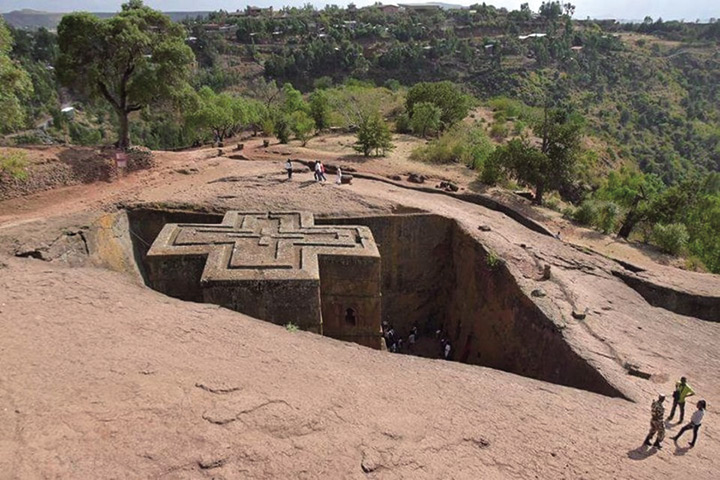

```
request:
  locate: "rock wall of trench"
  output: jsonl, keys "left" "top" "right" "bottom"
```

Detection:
{"left": 446, "top": 225, "right": 625, "bottom": 397}
{"left": 317, "top": 214, "right": 454, "bottom": 338}
{"left": 329, "top": 214, "right": 625, "bottom": 398}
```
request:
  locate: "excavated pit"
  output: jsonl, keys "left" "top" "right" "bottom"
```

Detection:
{"left": 122, "top": 206, "right": 624, "bottom": 398}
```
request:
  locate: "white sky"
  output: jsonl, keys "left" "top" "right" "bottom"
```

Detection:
{"left": 1, "top": 0, "right": 718, "bottom": 20}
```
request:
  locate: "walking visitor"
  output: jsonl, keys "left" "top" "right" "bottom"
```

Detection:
{"left": 672, "top": 400, "right": 707, "bottom": 447}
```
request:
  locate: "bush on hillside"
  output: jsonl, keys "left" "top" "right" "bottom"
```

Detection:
{"left": 410, "top": 124, "right": 494, "bottom": 170}
{"left": 596, "top": 201, "right": 620, "bottom": 233}
{"left": 652, "top": 223, "right": 689, "bottom": 255}
{"left": 573, "top": 199, "right": 599, "bottom": 226}
{"left": 0, "top": 151, "right": 29, "bottom": 181}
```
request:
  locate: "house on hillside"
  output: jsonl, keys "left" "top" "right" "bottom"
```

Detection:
{"left": 398, "top": 3, "right": 443, "bottom": 13}
{"left": 377, "top": 4, "right": 402, "bottom": 14}
{"left": 518, "top": 33, "right": 547, "bottom": 40}
{"left": 246, "top": 6, "right": 273, "bottom": 17}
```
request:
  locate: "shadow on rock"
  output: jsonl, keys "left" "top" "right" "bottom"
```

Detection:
{"left": 627, "top": 445, "right": 658, "bottom": 460}
{"left": 672, "top": 439, "right": 693, "bottom": 456}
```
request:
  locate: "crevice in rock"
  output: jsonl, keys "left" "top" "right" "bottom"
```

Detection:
{"left": 612, "top": 269, "right": 720, "bottom": 323}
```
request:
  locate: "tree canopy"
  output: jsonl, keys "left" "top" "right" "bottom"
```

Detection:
{"left": 0, "top": 19, "right": 33, "bottom": 133}
{"left": 487, "top": 106, "right": 583, "bottom": 205}
{"left": 56, "top": 1, "right": 194, "bottom": 149}
{"left": 410, "top": 102, "right": 441, "bottom": 138}
{"left": 354, "top": 111, "right": 394, "bottom": 157}
{"left": 185, "top": 86, "right": 259, "bottom": 143}
{"left": 406, "top": 81, "right": 469, "bottom": 131}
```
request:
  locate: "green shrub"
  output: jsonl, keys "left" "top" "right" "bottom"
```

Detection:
{"left": 275, "top": 116, "right": 290, "bottom": 144}
{"left": 0, "top": 151, "right": 29, "bottom": 181}
{"left": 488, "top": 97, "right": 541, "bottom": 123}
{"left": 313, "top": 76, "right": 333, "bottom": 89}
{"left": 12, "top": 133, "right": 44, "bottom": 145}
{"left": 652, "top": 223, "right": 689, "bottom": 255}
{"left": 285, "top": 322, "right": 299, "bottom": 332}
{"left": 395, "top": 112, "right": 411, "bottom": 133}
{"left": 69, "top": 122, "right": 102, "bottom": 146}
{"left": 384, "top": 79, "right": 401, "bottom": 91}
{"left": 410, "top": 102, "right": 442, "bottom": 138}
{"left": 573, "top": 200, "right": 599, "bottom": 226}
{"left": 410, "top": 124, "right": 493, "bottom": 169}
{"left": 486, "top": 250, "right": 502, "bottom": 269}
{"left": 260, "top": 116, "right": 275, "bottom": 136}
{"left": 480, "top": 150, "right": 502, "bottom": 185}
{"left": 489, "top": 121, "right": 509, "bottom": 140}
{"left": 596, "top": 201, "right": 620, "bottom": 233}
{"left": 544, "top": 194, "right": 561, "bottom": 212}
{"left": 562, "top": 206, "right": 576, "bottom": 219}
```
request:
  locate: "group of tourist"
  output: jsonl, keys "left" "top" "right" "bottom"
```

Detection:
{"left": 382, "top": 322, "right": 418, "bottom": 354}
{"left": 381, "top": 323, "right": 456, "bottom": 361}
{"left": 312, "top": 160, "right": 327, "bottom": 182}
{"left": 644, "top": 376, "right": 707, "bottom": 449}
{"left": 284, "top": 160, "right": 343, "bottom": 184}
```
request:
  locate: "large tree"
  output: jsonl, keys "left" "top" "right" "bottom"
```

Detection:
{"left": 0, "top": 18, "right": 33, "bottom": 133}
{"left": 56, "top": 1, "right": 194, "bottom": 149}
{"left": 488, "top": 107, "right": 583, "bottom": 205}
{"left": 185, "top": 86, "right": 253, "bottom": 144}
{"left": 406, "top": 81, "right": 469, "bottom": 131}
{"left": 409, "top": 102, "right": 441, "bottom": 138}
{"left": 354, "top": 111, "right": 394, "bottom": 157}
{"left": 531, "top": 107, "right": 584, "bottom": 204}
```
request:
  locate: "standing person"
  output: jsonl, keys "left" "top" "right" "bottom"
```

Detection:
{"left": 444, "top": 342, "right": 452, "bottom": 360}
{"left": 336, "top": 166, "right": 343, "bottom": 184}
{"left": 408, "top": 331, "right": 416, "bottom": 353}
{"left": 672, "top": 400, "right": 707, "bottom": 447}
{"left": 319, "top": 161, "right": 327, "bottom": 182}
{"left": 644, "top": 394, "right": 667, "bottom": 449}
{"left": 667, "top": 377, "right": 695, "bottom": 423}
{"left": 285, "top": 159, "right": 293, "bottom": 180}
{"left": 314, "top": 160, "right": 325, "bottom": 182}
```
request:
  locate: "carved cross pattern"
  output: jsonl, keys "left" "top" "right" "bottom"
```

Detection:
{"left": 147, "top": 211, "right": 377, "bottom": 282}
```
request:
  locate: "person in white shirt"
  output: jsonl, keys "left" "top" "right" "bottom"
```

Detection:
{"left": 444, "top": 342, "right": 451, "bottom": 360}
{"left": 672, "top": 400, "right": 707, "bottom": 447}
{"left": 315, "top": 161, "right": 327, "bottom": 182}
{"left": 285, "top": 160, "right": 293, "bottom": 180}
{"left": 336, "top": 166, "right": 343, "bottom": 184}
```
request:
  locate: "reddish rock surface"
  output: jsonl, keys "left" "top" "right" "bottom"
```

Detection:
{"left": 1, "top": 139, "right": 719, "bottom": 478}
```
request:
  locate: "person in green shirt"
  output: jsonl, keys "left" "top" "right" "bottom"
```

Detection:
{"left": 667, "top": 376, "right": 695, "bottom": 423}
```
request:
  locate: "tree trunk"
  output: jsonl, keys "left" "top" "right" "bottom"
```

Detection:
{"left": 118, "top": 109, "right": 130, "bottom": 150}
{"left": 534, "top": 182, "right": 545, "bottom": 205}
{"left": 617, "top": 211, "right": 639, "bottom": 239}
{"left": 617, "top": 194, "right": 644, "bottom": 239}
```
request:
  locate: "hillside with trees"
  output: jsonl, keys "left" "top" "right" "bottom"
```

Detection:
{"left": 1, "top": 1, "right": 720, "bottom": 272}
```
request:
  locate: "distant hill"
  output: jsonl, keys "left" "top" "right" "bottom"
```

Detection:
{"left": 2, "top": 9, "right": 210, "bottom": 30}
